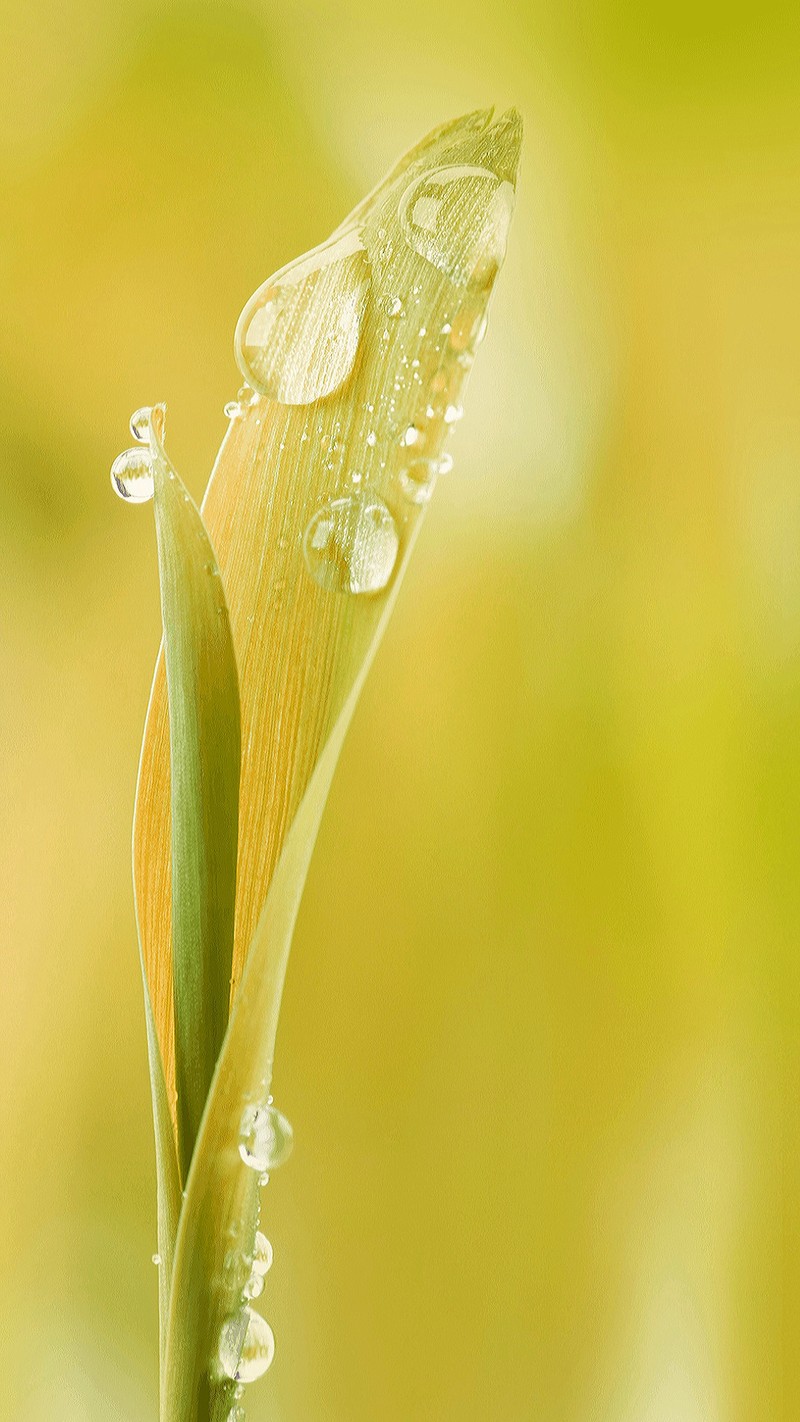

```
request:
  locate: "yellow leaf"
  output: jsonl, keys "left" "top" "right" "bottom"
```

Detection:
{"left": 133, "top": 105, "right": 522, "bottom": 1145}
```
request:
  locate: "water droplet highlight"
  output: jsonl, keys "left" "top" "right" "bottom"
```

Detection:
{"left": 444, "top": 403, "right": 463, "bottom": 425}
{"left": 303, "top": 492, "right": 399, "bottom": 595}
{"left": 401, "top": 424, "right": 422, "bottom": 448}
{"left": 224, "top": 401, "right": 241, "bottom": 419}
{"left": 110, "top": 448, "right": 154, "bottom": 504}
{"left": 399, "top": 165, "right": 514, "bottom": 290}
{"left": 236, "top": 229, "right": 371, "bottom": 405}
{"left": 239, "top": 1104, "right": 294, "bottom": 1173}
{"left": 218, "top": 1308, "right": 275, "bottom": 1384}
{"left": 386, "top": 295, "right": 403, "bottom": 317}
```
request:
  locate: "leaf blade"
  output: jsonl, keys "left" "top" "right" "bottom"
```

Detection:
{"left": 150, "top": 415, "right": 241, "bottom": 1180}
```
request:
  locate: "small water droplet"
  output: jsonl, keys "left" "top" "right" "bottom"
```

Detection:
{"left": 130, "top": 406, "right": 163, "bottom": 443}
{"left": 111, "top": 448, "right": 154, "bottom": 504}
{"left": 224, "top": 401, "right": 241, "bottom": 419}
{"left": 401, "top": 424, "right": 422, "bottom": 448}
{"left": 366, "top": 431, "right": 377, "bottom": 447}
{"left": 252, "top": 1232, "right": 273, "bottom": 1276}
{"left": 217, "top": 1308, "right": 275, "bottom": 1384}
{"left": 444, "top": 404, "right": 463, "bottom": 424}
{"left": 437, "top": 452, "right": 454, "bottom": 475}
{"left": 239, "top": 1104, "right": 294, "bottom": 1173}
{"left": 227, "top": 1408, "right": 245, "bottom": 1422}
{"left": 303, "top": 492, "right": 399, "bottom": 595}
{"left": 152, "top": 1253, "right": 162, "bottom": 1266}
{"left": 399, "top": 165, "right": 514, "bottom": 290}
{"left": 399, "top": 459, "right": 438, "bottom": 504}
{"left": 386, "top": 295, "right": 403, "bottom": 317}
{"left": 236, "top": 229, "right": 370, "bottom": 405}
{"left": 243, "top": 1272, "right": 265, "bottom": 1301}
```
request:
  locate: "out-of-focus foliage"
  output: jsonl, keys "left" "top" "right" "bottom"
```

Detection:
{"left": 0, "top": 3, "right": 797, "bottom": 1422}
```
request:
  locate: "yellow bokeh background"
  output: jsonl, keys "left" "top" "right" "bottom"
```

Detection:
{"left": 1, "top": 3, "right": 797, "bottom": 1419}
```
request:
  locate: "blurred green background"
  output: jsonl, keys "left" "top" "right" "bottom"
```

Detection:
{"left": 1, "top": 1, "right": 797, "bottom": 1419}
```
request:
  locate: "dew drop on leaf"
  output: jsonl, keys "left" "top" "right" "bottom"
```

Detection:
{"left": 217, "top": 1307, "right": 275, "bottom": 1383}
{"left": 239, "top": 1104, "right": 294, "bottom": 1173}
{"left": 235, "top": 229, "right": 371, "bottom": 405}
{"left": 399, "top": 165, "right": 514, "bottom": 290}
{"left": 399, "top": 459, "right": 438, "bottom": 504}
{"left": 243, "top": 1272, "right": 264, "bottom": 1300}
{"left": 252, "top": 1231, "right": 273, "bottom": 1276}
{"left": 110, "top": 448, "right": 154, "bottom": 503}
{"left": 130, "top": 407, "right": 154, "bottom": 443}
{"left": 303, "top": 492, "right": 399, "bottom": 595}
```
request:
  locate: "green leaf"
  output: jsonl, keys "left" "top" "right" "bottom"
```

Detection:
{"left": 148, "top": 409, "right": 241, "bottom": 1184}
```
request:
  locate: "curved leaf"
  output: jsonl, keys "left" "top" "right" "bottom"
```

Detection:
{"left": 145, "top": 109, "right": 523, "bottom": 1422}
{"left": 148, "top": 415, "right": 241, "bottom": 1181}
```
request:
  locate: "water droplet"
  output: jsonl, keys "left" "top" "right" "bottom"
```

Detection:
{"left": 243, "top": 1272, "right": 265, "bottom": 1301}
{"left": 239, "top": 1104, "right": 294, "bottom": 1173}
{"left": 366, "top": 431, "right": 377, "bottom": 448}
{"left": 399, "top": 165, "right": 514, "bottom": 290}
{"left": 437, "top": 452, "right": 454, "bottom": 475}
{"left": 401, "top": 424, "right": 422, "bottom": 448}
{"left": 224, "top": 401, "right": 242, "bottom": 419}
{"left": 444, "top": 403, "right": 463, "bottom": 425}
{"left": 227, "top": 1408, "right": 245, "bottom": 1422}
{"left": 386, "top": 295, "right": 403, "bottom": 317}
{"left": 110, "top": 448, "right": 154, "bottom": 504}
{"left": 252, "top": 1232, "right": 273, "bottom": 1276}
{"left": 152, "top": 1253, "right": 162, "bottom": 1266}
{"left": 399, "top": 459, "right": 438, "bottom": 504}
{"left": 303, "top": 492, "right": 399, "bottom": 595}
{"left": 218, "top": 1308, "right": 275, "bottom": 1384}
{"left": 130, "top": 406, "right": 164, "bottom": 443}
{"left": 236, "top": 229, "right": 371, "bottom": 405}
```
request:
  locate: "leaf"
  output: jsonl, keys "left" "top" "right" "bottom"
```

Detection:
{"left": 134, "top": 107, "right": 523, "bottom": 1117}
{"left": 146, "top": 412, "right": 241, "bottom": 1183}
{"left": 133, "top": 108, "right": 522, "bottom": 1422}
{"left": 138, "top": 978, "right": 181, "bottom": 1392}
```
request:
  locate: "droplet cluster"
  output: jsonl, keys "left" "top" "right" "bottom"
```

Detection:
{"left": 110, "top": 404, "right": 166, "bottom": 503}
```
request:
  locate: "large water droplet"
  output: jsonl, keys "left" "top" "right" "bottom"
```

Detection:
{"left": 303, "top": 492, "right": 399, "bottom": 595}
{"left": 217, "top": 1308, "right": 275, "bottom": 1384}
{"left": 399, "top": 165, "right": 514, "bottom": 290}
{"left": 110, "top": 448, "right": 154, "bottom": 503}
{"left": 239, "top": 1104, "right": 294, "bottom": 1173}
{"left": 236, "top": 230, "right": 371, "bottom": 405}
